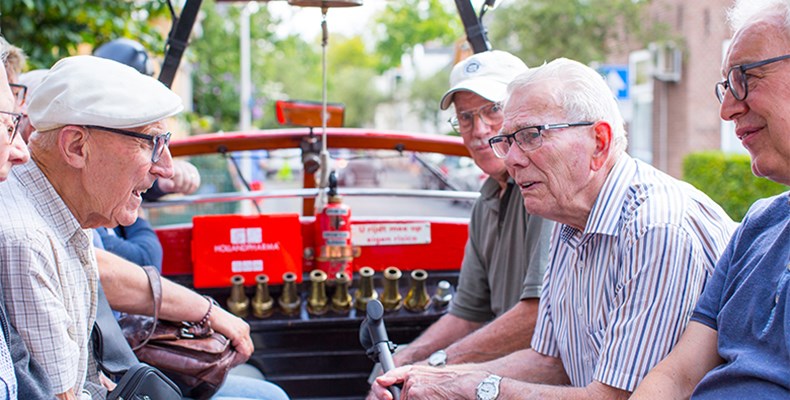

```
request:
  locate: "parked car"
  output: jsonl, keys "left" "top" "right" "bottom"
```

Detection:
{"left": 334, "top": 150, "right": 384, "bottom": 187}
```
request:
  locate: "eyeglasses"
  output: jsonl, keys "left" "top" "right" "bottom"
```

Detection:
{"left": 488, "top": 122, "right": 594, "bottom": 158}
{"left": 448, "top": 102, "right": 503, "bottom": 133}
{"left": 9, "top": 83, "right": 27, "bottom": 108}
{"left": 715, "top": 54, "right": 790, "bottom": 103}
{"left": 0, "top": 110, "right": 22, "bottom": 144}
{"left": 85, "top": 125, "right": 171, "bottom": 163}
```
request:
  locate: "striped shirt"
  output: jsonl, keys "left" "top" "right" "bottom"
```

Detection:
{"left": 0, "top": 161, "right": 99, "bottom": 399}
{"left": 530, "top": 154, "right": 737, "bottom": 392}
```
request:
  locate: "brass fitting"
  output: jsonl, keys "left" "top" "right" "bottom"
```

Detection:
{"left": 278, "top": 272, "right": 301, "bottom": 315}
{"left": 404, "top": 269, "right": 431, "bottom": 312}
{"left": 331, "top": 271, "right": 352, "bottom": 313}
{"left": 307, "top": 269, "right": 329, "bottom": 315}
{"left": 380, "top": 266, "right": 403, "bottom": 312}
{"left": 227, "top": 274, "right": 250, "bottom": 318}
{"left": 354, "top": 266, "right": 379, "bottom": 312}
{"left": 251, "top": 274, "right": 274, "bottom": 318}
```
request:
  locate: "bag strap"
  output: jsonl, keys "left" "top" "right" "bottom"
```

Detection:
{"left": 93, "top": 283, "right": 138, "bottom": 376}
{"left": 132, "top": 265, "right": 163, "bottom": 351}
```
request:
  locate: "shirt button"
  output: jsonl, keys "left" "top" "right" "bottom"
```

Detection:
{"left": 577, "top": 307, "right": 583, "bottom": 316}
{"left": 777, "top": 295, "right": 781, "bottom": 304}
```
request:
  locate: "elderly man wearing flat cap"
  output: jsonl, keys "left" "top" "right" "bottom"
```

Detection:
{"left": 0, "top": 56, "right": 288, "bottom": 400}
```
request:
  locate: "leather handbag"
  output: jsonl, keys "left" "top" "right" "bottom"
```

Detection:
{"left": 119, "top": 266, "right": 237, "bottom": 400}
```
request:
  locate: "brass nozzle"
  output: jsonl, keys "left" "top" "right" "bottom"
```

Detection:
{"left": 307, "top": 269, "right": 329, "bottom": 315}
{"left": 278, "top": 272, "right": 301, "bottom": 315}
{"left": 381, "top": 266, "right": 403, "bottom": 311}
{"left": 404, "top": 269, "right": 431, "bottom": 312}
{"left": 227, "top": 274, "right": 250, "bottom": 318}
{"left": 251, "top": 274, "right": 274, "bottom": 318}
{"left": 354, "top": 266, "right": 379, "bottom": 312}
{"left": 331, "top": 271, "right": 352, "bottom": 312}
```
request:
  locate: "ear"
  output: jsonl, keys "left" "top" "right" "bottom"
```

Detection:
{"left": 58, "top": 126, "right": 91, "bottom": 168}
{"left": 590, "top": 121, "right": 612, "bottom": 171}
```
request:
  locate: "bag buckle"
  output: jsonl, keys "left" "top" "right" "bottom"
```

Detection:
{"left": 180, "top": 327, "right": 195, "bottom": 339}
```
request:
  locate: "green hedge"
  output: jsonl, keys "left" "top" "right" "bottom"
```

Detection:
{"left": 683, "top": 151, "right": 788, "bottom": 222}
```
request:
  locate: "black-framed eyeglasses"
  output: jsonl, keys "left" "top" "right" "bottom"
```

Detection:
{"left": 0, "top": 110, "right": 22, "bottom": 144}
{"left": 85, "top": 125, "right": 171, "bottom": 163}
{"left": 9, "top": 83, "right": 27, "bottom": 108}
{"left": 488, "top": 122, "right": 594, "bottom": 158}
{"left": 448, "top": 102, "right": 503, "bottom": 133}
{"left": 715, "top": 54, "right": 790, "bottom": 103}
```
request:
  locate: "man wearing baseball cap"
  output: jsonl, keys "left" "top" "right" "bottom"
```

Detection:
{"left": 388, "top": 50, "right": 554, "bottom": 370}
{"left": 0, "top": 56, "right": 288, "bottom": 400}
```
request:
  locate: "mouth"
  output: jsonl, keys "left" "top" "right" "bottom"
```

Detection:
{"left": 519, "top": 181, "right": 538, "bottom": 190}
{"left": 736, "top": 126, "right": 761, "bottom": 142}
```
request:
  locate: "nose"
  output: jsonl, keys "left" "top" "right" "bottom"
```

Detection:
{"left": 504, "top": 141, "right": 528, "bottom": 171}
{"left": 150, "top": 146, "right": 175, "bottom": 180}
{"left": 719, "top": 88, "right": 748, "bottom": 122}
{"left": 470, "top": 114, "right": 496, "bottom": 140}
{"left": 9, "top": 133, "right": 29, "bottom": 165}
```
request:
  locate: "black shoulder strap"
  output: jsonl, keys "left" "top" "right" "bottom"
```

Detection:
{"left": 92, "top": 284, "right": 138, "bottom": 377}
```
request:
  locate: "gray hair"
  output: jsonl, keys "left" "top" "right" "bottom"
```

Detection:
{"left": 506, "top": 58, "right": 628, "bottom": 154}
{"left": 728, "top": 0, "right": 790, "bottom": 33}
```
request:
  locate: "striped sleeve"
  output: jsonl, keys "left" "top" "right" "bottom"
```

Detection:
{"left": 593, "top": 224, "right": 710, "bottom": 391}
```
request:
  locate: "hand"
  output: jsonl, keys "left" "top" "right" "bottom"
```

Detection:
{"left": 156, "top": 159, "right": 201, "bottom": 195}
{"left": 370, "top": 365, "right": 485, "bottom": 400}
{"left": 210, "top": 306, "right": 254, "bottom": 367}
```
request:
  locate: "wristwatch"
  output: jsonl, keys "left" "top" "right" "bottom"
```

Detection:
{"left": 427, "top": 349, "right": 447, "bottom": 367}
{"left": 476, "top": 374, "right": 502, "bottom": 400}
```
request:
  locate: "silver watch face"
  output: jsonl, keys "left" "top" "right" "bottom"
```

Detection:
{"left": 428, "top": 350, "right": 446, "bottom": 366}
{"left": 476, "top": 375, "right": 501, "bottom": 400}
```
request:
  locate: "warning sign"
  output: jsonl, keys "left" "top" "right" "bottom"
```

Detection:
{"left": 352, "top": 222, "right": 431, "bottom": 246}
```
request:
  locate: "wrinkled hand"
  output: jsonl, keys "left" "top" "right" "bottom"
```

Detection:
{"left": 370, "top": 365, "right": 485, "bottom": 400}
{"left": 210, "top": 307, "right": 254, "bottom": 367}
{"left": 157, "top": 159, "right": 201, "bottom": 195}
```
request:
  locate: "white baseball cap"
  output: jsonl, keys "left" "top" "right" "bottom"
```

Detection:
{"left": 28, "top": 55, "right": 183, "bottom": 132}
{"left": 440, "top": 50, "right": 528, "bottom": 110}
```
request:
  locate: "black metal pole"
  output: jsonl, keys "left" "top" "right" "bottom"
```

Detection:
{"left": 454, "top": 0, "right": 491, "bottom": 53}
{"left": 158, "top": 0, "right": 203, "bottom": 88}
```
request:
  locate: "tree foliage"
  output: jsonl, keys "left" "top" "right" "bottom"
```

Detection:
{"left": 373, "top": 0, "right": 462, "bottom": 72}
{"left": 487, "top": 0, "right": 662, "bottom": 66}
{"left": 0, "top": 0, "right": 167, "bottom": 70}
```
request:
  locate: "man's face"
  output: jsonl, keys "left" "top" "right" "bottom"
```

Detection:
{"left": 83, "top": 120, "right": 174, "bottom": 227}
{"left": 452, "top": 91, "right": 507, "bottom": 180}
{"left": 502, "top": 82, "right": 597, "bottom": 225}
{"left": 0, "top": 66, "right": 29, "bottom": 182}
{"left": 719, "top": 16, "right": 790, "bottom": 185}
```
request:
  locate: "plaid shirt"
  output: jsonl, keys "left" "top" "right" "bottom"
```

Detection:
{"left": 0, "top": 161, "right": 99, "bottom": 399}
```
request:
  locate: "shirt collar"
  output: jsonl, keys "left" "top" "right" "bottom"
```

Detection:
{"left": 11, "top": 160, "right": 86, "bottom": 244}
{"left": 583, "top": 153, "right": 638, "bottom": 236}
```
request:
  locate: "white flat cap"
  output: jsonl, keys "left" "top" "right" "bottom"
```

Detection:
{"left": 440, "top": 50, "right": 528, "bottom": 110}
{"left": 28, "top": 55, "right": 183, "bottom": 132}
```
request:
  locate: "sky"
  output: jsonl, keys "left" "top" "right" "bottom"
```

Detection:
{"left": 267, "top": 1, "right": 387, "bottom": 41}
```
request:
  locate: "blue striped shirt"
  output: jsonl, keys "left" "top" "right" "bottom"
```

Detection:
{"left": 531, "top": 154, "right": 737, "bottom": 391}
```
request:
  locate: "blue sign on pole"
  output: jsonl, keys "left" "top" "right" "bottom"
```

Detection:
{"left": 599, "top": 65, "right": 629, "bottom": 100}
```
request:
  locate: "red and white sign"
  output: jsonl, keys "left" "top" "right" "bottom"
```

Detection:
{"left": 191, "top": 214, "right": 303, "bottom": 288}
{"left": 351, "top": 222, "right": 431, "bottom": 246}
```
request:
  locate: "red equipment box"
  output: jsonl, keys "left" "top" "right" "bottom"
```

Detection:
{"left": 191, "top": 214, "right": 303, "bottom": 288}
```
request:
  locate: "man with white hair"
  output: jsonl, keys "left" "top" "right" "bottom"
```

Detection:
{"left": 0, "top": 56, "right": 285, "bottom": 400}
{"left": 389, "top": 50, "right": 553, "bottom": 369}
{"left": 370, "top": 58, "right": 737, "bottom": 400}
{"left": 633, "top": 0, "right": 790, "bottom": 397}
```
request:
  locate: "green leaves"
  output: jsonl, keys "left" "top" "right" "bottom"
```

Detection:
{"left": 683, "top": 151, "right": 788, "bottom": 221}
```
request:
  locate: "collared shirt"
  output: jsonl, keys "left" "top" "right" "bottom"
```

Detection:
{"left": 531, "top": 154, "right": 737, "bottom": 392}
{"left": 451, "top": 177, "right": 554, "bottom": 322}
{"left": 0, "top": 161, "right": 99, "bottom": 399}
